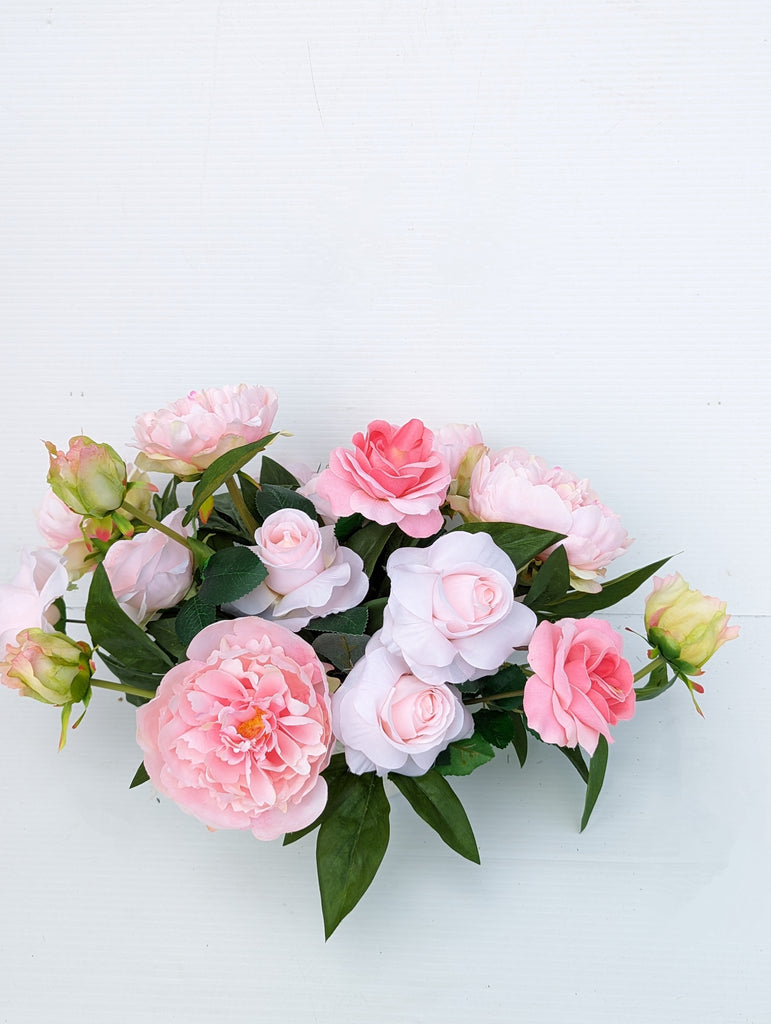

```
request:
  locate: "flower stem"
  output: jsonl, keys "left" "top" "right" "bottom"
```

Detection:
{"left": 120, "top": 500, "right": 193, "bottom": 551}
{"left": 90, "top": 677, "right": 157, "bottom": 700}
{"left": 225, "top": 476, "right": 259, "bottom": 538}
{"left": 634, "top": 656, "right": 665, "bottom": 683}
{"left": 463, "top": 689, "right": 524, "bottom": 707}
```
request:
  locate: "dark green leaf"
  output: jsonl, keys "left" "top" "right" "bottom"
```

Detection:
{"left": 312, "top": 633, "right": 369, "bottom": 672}
{"left": 434, "top": 732, "right": 496, "bottom": 776}
{"left": 634, "top": 660, "right": 675, "bottom": 701}
{"left": 316, "top": 772, "right": 391, "bottom": 939}
{"left": 153, "top": 477, "right": 180, "bottom": 520}
{"left": 86, "top": 564, "right": 173, "bottom": 673}
{"left": 453, "top": 522, "right": 566, "bottom": 570}
{"left": 260, "top": 456, "right": 300, "bottom": 488}
{"left": 542, "top": 556, "right": 673, "bottom": 619}
{"left": 197, "top": 546, "right": 267, "bottom": 606}
{"left": 334, "top": 513, "right": 365, "bottom": 542}
{"left": 511, "top": 713, "right": 528, "bottom": 767}
{"left": 557, "top": 742, "right": 589, "bottom": 784}
{"left": 175, "top": 595, "right": 217, "bottom": 647}
{"left": 470, "top": 663, "right": 528, "bottom": 710}
{"left": 473, "top": 708, "right": 517, "bottom": 749}
{"left": 145, "top": 616, "right": 187, "bottom": 661}
{"left": 183, "top": 434, "right": 279, "bottom": 526}
{"left": 524, "top": 544, "right": 570, "bottom": 609}
{"left": 283, "top": 754, "right": 349, "bottom": 845}
{"left": 129, "top": 762, "right": 149, "bottom": 789}
{"left": 253, "top": 484, "right": 319, "bottom": 523}
{"left": 305, "top": 607, "right": 368, "bottom": 636}
{"left": 390, "top": 770, "right": 480, "bottom": 863}
{"left": 580, "top": 735, "right": 609, "bottom": 832}
{"left": 52, "top": 596, "right": 67, "bottom": 631}
{"left": 343, "top": 522, "right": 396, "bottom": 576}
{"left": 237, "top": 472, "right": 260, "bottom": 521}
{"left": 96, "top": 649, "right": 165, "bottom": 697}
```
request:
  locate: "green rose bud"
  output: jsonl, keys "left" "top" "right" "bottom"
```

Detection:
{"left": 45, "top": 435, "right": 127, "bottom": 518}
{"left": 1, "top": 629, "right": 93, "bottom": 705}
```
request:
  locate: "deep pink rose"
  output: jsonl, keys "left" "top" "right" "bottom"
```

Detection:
{"left": 314, "top": 419, "right": 451, "bottom": 539}
{"left": 332, "top": 641, "right": 473, "bottom": 776}
{"left": 132, "top": 384, "right": 278, "bottom": 476}
{"left": 136, "top": 618, "right": 333, "bottom": 840}
{"left": 523, "top": 617, "right": 635, "bottom": 755}
{"left": 380, "top": 531, "right": 537, "bottom": 685}
{"left": 0, "top": 549, "right": 68, "bottom": 657}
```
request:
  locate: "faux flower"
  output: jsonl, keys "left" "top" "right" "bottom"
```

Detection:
{"left": 332, "top": 641, "right": 473, "bottom": 776}
{"left": 0, "top": 548, "right": 68, "bottom": 657}
{"left": 136, "top": 618, "right": 333, "bottom": 840}
{"left": 433, "top": 422, "right": 484, "bottom": 478}
{"left": 1, "top": 629, "right": 92, "bottom": 705}
{"left": 644, "top": 573, "right": 739, "bottom": 675}
{"left": 228, "top": 509, "right": 368, "bottom": 631}
{"left": 102, "top": 509, "right": 195, "bottom": 624}
{"left": 132, "top": 384, "right": 279, "bottom": 476}
{"left": 523, "top": 617, "right": 635, "bottom": 755}
{"left": 380, "top": 530, "right": 537, "bottom": 685}
{"left": 314, "top": 418, "right": 451, "bottom": 539}
{"left": 45, "top": 436, "right": 127, "bottom": 518}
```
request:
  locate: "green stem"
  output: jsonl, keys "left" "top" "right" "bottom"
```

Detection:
{"left": 463, "top": 688, "right": 524, "bottom": 707}
{"left": 634, "top": 656, "right": 665, "bottom": 683}
{"left": 120, "top": 500, "right": 194, "bottom": 552}
{"left": 91, "top": 677, "right": 157, "bottom": 700}
{"left": 225, "top": 476, "right": 259, "bottom": 538}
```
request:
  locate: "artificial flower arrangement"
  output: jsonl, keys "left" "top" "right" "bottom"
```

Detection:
{"left": 0, "top": 385, "right": 738, "bottom": 937}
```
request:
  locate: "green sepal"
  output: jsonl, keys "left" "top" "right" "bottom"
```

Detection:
{"left": 58, "top": 701, "right": 74, "bottom": 750}
{"left": 541, "top": 556, "right": 672, "bottom": 619}
{"left": 86, "top": 564, "right": 173, "bottom": 674}
{"left": 260, "top": 456, "right": 300, "bottom": 488}
{"left": 175, "top": 596, "right": 218, "bottom": 648}
{"left": 453, "top": 522, "right": 566, "bottom": 570}
{"left": 524, "top": 544, "right": 570, "bottom": 609}
{"left": 634, "top": 660, "right": 675, "bottom": 701}
{"left": 580, "top": 735, "right": 609, "bottom": 832}
{"left": 305, "top": 607, "right": 368, "bottom": 636}
{"left": 389, "top": 770, "right": 480, "bottom": 864}
{"left": 183, "top": 434, "right": 279, "bottom": 526}
{"left": 434, "top": 732, "right": 496, "bottom": 776}
{"left": 129, "top": 762, "right": 150, "bottom": 789}
{"left": 197, "top": 546, "right": 267, "bottom": 606}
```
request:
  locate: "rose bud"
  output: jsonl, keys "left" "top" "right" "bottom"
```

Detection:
{"left": 45, "top": 436, "right": 127, "bottom": 518}
{"left": 1, "top": 628, "right": 92, "bottom": 706}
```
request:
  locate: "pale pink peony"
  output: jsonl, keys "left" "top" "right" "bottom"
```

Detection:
{"left": 132, "top": 384, "right": 279, "bottom": 476}
{"left": 523, "top": 617, "right": 635, "bottom": 755}
{"left": 136, "top": 617, "right": 333, "bottom": 840}
{"left": 37, "top": 490, "right": 92, "bottom": 577}
{"left": 102, "top": 509, "right": 195, "bottom": 624}
{"left": 227, "top": 509, "right": 369, "bottom": 631}
{"left": 0, "top": 548, "right": 68, "bottom": 657}
{"left": 380, "top": 530, "right": 537, "bottom": 685}
{"left": 332, "top": 640, "right": 473, "bottom": 776}
{"left": 433, "top": 423, "right": 484, "bottom": 478}
{"left": 314, "top": 419, "right": 451, "bottom": 539}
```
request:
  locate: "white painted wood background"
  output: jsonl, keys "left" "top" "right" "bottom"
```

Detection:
{"left": 0, "top": 3, "right": 768, "bottom": 1021}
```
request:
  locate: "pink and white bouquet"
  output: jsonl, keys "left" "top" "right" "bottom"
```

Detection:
{"left": 0, "top": 385, "right": 739, "bottom": 936}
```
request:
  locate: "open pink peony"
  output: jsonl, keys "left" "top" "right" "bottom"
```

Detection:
{"left": 136, "top": 617, "right": 333, "bottom": 840}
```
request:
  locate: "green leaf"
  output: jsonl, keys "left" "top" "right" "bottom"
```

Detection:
{"left": 305, "top": 607, "right": 368, "bottom": 636}
{"left": 389, "top": 770, "right": 480, "bottom": 864}
{"left": 175, "top": 595, "right": 217, "bottom": 647}
{"left": 473, "top": 708, "right": 517, "bottom": 749}
{"left": 183, "top": 434, "right": 279, "bottom": 526}
{"left": 342, "top": 522, "right": 396, "bottom": 576}
{"left": 129, "top": 762, "right": 149, "bottom": 789}
{"left": 524, "top": 544, "right": 570, "bottom": 609}
{"left": 453, "top": 522, "right": 566, "bottom": 570}
{"left": 316, "top": 772, "right": 391, "bottom": 939}
{"left": 197, "top": 546, "right": 267, "bottom": 606}
{"left": 470, "top": 663, "right": 527, "bottom": 710}
{"left": 145, "top": 615, "right": 187, "bottom": 661}
{"left": 334, "top": 513, "right": 365, "bottom": 542}
{"left": 556, "top": 742, "right": 589, "bottom": 784}
{"left": 580, "top": 735, "right": 609, "bottom": 832}
{"left": 96, "top": 650, "right": 165, "bottom": 697}
{"left": 153, "top": 477, "right": 180, "bottom": 520}
{"left": 86, "top": 564, "right": 173, "bottom": 674}
{"left": 253, "top": 484, "right": 319, "bottom": 523}
{"left": 434, "top": 732, "right": 496, "bottom": 776}
{"left": 511, "top": 713, "right": 528, "bottom": 767}
{"left": 541, "top": 556, "right": 673, "bottom": 619}
{"left": 312, "top": 633, "right": 369, "bottom": 672}
{"left": 634, "top": 660, "right": 676, "bottom": 701}
{"left": 283, "top": 754, "right": 349, "bottom": 845}
{"left": 260, "top": 456, "right": 300, "bottom": 488}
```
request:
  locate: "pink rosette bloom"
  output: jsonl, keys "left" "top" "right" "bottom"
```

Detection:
{"left": 228, "top": 509, "right": 368, "bottom": 631}
{"left": 0, "top": 548, "right": 68, "bottom": 657}
{"left": 132, "top": 384, "right": 278, "bottom": 476}
{"left": 103, "top": 509, "right": 194, "bottom": 624}
{"left": 380, "top": 531, "right": 537, "bottom": 686}
{"left": 332, "top": 641, "right": 473, "bottom": 776}
{"left": 433, "top": 422, "right": 484, "bottom": 478}
{"left": 136, "top": 617, "right": 333, "bottom": 840}
{"left": 523, "top": 617, "right": 635, "bottom": 755}
{"left": 314, "top": 419, "right": 451, "bottom": 539}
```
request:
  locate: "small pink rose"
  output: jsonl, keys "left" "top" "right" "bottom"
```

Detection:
{"left": 0, "top": 549, "right": 68, "bottom": 658}
{"left": 523, "top": 617, "right": 635, "bottom": 755}
{"left": 314, "top": 419, "right": 451, "bottom": 539}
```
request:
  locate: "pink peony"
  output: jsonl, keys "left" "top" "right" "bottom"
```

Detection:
{"left": 523, "top": 617, "right": 635, "bottom": 755}
{"left": 332, "top": 641, "right": 473, "bottom": 776}
{"left": 433, "top": 423, "right": 484, "bottom": 478}
{"left": 0, "top": 548, "right": 68, "bottom": 657}
{"left": 380, "top": 530, "right": 537, "bottom": 685}
{"left": 136, "top": 617, "right": 333, "bottom": 840}
{"left": 314, "top": 419, "right": 451, "bottom": 539}
{"left": 102, "top": 509, "right": 195, "bottom": 624}
{"left": 228, "top": 508, "right": 369, "bottom": 631}
{"left": 132, "top": 384, "right": 278, "bottom": 476}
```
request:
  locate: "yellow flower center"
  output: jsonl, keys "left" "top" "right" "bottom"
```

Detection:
{"left": 237, "top": 711, "right": 265, "bottom": 740}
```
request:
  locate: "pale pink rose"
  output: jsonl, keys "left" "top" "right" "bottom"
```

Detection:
{"left": 433, "top": 423, "right": 484, "bottom": 477}
{"left": 227, "top": 509, "right": 369, "bottom": 631}
{"left": 0, "top": 548, "right": 68, "bottom": 657}
{"left": 380, "top": 531, "right": 537, "bottom": 685}
{"left": 332, "top": 641, "right": 473, "bottom": 776}
{"left": 523, "top": 617, "right": 635, "bottom": 755}
{"left": 314, "top": 419, "right": 451, "bottom": 539}
{"left": 37, "top": 490, "right": 91, "bottom": 577}
{"left": 136, "top": 617, "right": 333, "bottom": 840}
{"left": 102, "top": 509, "right": 194, "bottom": 624}
{"left": 132, "top": 384, "right": 278, "bottom": 476}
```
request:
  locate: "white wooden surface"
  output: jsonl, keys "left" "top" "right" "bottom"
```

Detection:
{"left": 0, "top": 3, "right": 768, "bottom": 1021}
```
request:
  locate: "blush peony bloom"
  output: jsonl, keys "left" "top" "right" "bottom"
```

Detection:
{"left": 380, "top": 530, "right": 537, "bottom": 685}
{"left": 314, "top": 419, "right": 451, "bottom": 539}
{"left": 132, "top": 384, "right": 279, "bottom": 476}
{"left": 433, "top": 423, "right": 484, "bottom": 478}
{"left": 523, "top": 617, "right": 635, "bottom": 755}
{"left": 227, "top": 508, "right": 369, "bottom": 631}
{"left": 102, "top": 509, "right": 195, "bottom": 624}
{"left": 0, "top": 548, "right": 68, "bottom": 657}
{"left": 644, "top": 573, "right": 739, "bottom": 674}
{"left": 332, "top": 641, "right": 473, "bottom": 776}
{"left": 136, "top": 618, "right": 333, "bottom": 840}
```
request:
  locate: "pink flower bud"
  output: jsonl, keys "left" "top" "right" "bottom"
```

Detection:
{"left": 45, "top": 436, "right": 127, "bottom": 517}
{"left": 1, "top": 628, "right": 92, "bottom": 706}
{"left": 644, "top": 574, "right": 739, "bottom": 674}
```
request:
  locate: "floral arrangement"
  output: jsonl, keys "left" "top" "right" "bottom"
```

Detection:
{"left": 0, "top": 385, "right": 738, "bottom": 937}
